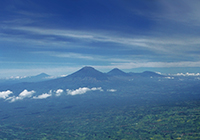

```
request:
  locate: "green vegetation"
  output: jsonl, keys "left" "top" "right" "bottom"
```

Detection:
{"left": 0, "top": 94, "right": 200, "bottom": 140}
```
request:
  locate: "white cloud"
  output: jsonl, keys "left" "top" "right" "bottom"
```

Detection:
{"left": 107, "top": 89, "right": 117, "bottom": 92}
{"left": 7, "top": 89, "right": 35, "bottom": 102}
{"left": 174, "top": 72, "right": 200, "bottom": 76}
{"left": 67, "top": 87, "right": 103, "bottom": 96}
{"left": 0, "top": 90, "right": 13, "bottom": 99}
{"left": 19, "top": 89, "right": 35, "bottom": 98}
{"left": 67, "top": 87, "right": 90, "bottom": 95}
{"left": 55, "top": 89, "right": 64, "bottom": 96}
{"left": 91, "top": 87, "right": 104, "bottom": 92}
{"left": 156, "top": 72, "right": 162, "bottom": 75}
{"left": 33, "top": 93, "right": 52, "bottom": 99}
{"left": 165, "top": 77, "right": 174, "bottom": 79}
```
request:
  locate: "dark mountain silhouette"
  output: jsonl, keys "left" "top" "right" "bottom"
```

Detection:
{"left": 107, "top": 68, "right": 130, "bottom": 77}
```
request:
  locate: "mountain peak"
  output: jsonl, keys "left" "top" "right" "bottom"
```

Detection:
{"left": 141, "top": 71, "right": 164, "bottom": 77}
{"left": 36, "top": 73, "right": 50, "bottom": 77}
{"left": 67, "top": 66, "right": 108, "bottom": 80}
{"left": 81, "top": 66, "right": 96, "bottom": 71}
{"left": 107, "top": 68, "right": 130, "bottom": 77}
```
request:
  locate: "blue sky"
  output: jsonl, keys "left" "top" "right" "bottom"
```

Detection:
{"left": 1, "top": 0, "right": 200, "bottom": 77}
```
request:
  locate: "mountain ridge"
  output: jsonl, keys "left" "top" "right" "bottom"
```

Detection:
{"left": 0, "top": 66, "right": 166, "bottom": 92}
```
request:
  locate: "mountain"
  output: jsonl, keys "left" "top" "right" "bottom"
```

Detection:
{"left": 0, "top": 73, "right": 51, "bottom": 85}
{"left": 0, "top": 66, "right": 167, "bottom": 94}
{"left": 67, "top": 66, "right": 108, "bottom": 80}
{"left": 129, "top": 71, "right": 164, "bottom": 78}
{"left": 140, "top": 71, "right": 165, "bottom": 77}
{"left": 28, "top": 66, "right": 109, "bottom": 90}
{"left": 107, "top": 68, "right": 130, "bottom": 77}
{"left": 21, "top": 73, "right": 51, "bottom": 82}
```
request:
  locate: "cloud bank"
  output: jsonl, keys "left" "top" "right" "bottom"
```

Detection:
{"left": 0, "top": 87, "right": 117, "bottom": 102}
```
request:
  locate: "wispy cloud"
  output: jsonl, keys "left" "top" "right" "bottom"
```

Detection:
{"left": 40, "top": 52, "right": 95, "bottom": 60}
{"left": 1, "top": 0, "right": 200, "bottom": 76}
{"left": 0, "top": 66, "right": 81, "bottom": 78}
{"left": 107, "top": 89, "right": 117, "bottom": 92}
{"left": 157, "top": 0, "right": 200, "bottom": 26}
{"left": 108, "top": 61, "right": 200, "bottom": 69}
{"left": 33, "top": 93, "right": 52, "bottom": 99}
{"left": 3, "top": 26, "right": 200, "bottom": 58}
{"left": 92, "top": 61, "right": 200, "bottom": 73}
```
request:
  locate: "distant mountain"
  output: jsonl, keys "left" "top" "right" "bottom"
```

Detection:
{"left": 0, "top": 73, "right": 52, "bottom": 85}
{"left": 107, "top": 68, "right": 130, "bottom": 77}
{"left": 141, "top": 71, "right": 165, "bottom": 77}
{"left": 129, "top": 71, "right": 164, "bottom": 78}
{"left": 67, "top": 66, "right": 108, "bottom": 80}
{"left": 34, "top": 73, "right": 50, "bottom": 78}
{"left": 21, "top": 73, "right": 51, "bottom": 82}
{"left": 0, "top": 66, "right": 167, "bottom": 94}
{"left": 30, "top": 66, "right": 109, "bottom": 90}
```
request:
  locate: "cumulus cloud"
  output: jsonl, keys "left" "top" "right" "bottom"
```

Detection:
{"left": 7, "top": 89, "right": 35, "bottom": 102}
{"left": 55, "top": 89, "right": 64, "bottom": 96}
{"left": 0, "top": 90, "right": 13, "bottom": 99}
{"left": 107, "top": 89, "right": 117, "bottom": 92}
{"left": 19, "top": 89, "right": 35, "bottom": 98}
{"left": 33, "top": 93, "right": 52, "bottom": 99}
{"left": 67, "top": 87, "right": 103, "bottom": 95}
{"left": 67, "top": 87, "right": 90, "bottom": 95}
